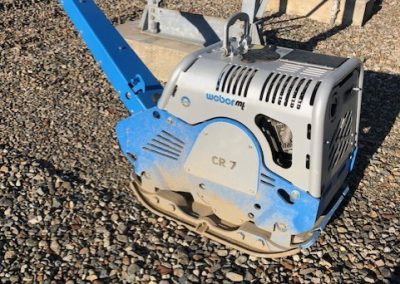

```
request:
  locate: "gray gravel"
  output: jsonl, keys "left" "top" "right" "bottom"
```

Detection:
{"left": 0, "top": 0, "right": 399, "bottom": 283}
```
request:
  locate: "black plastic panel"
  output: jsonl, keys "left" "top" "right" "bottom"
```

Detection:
{"left": 282, "top": 49, "right": 348, "bottom": 69}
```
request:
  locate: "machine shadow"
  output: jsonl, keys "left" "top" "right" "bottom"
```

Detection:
{"left": 391, "top": 265, "right": 400, "bottom": 283}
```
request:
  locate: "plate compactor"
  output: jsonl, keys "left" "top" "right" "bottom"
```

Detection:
{"left": 61, "top": 0, "right": 363, "bottom": 257}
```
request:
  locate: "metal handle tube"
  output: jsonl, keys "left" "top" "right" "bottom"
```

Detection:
{"left": 61, "top": 0, "right": 163, "bottom": 114}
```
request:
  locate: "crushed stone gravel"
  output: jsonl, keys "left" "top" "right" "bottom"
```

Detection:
{"left": 0, "top": 0, "right": 399, "bottom": 283}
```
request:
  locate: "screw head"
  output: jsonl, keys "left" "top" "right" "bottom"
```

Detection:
{"left": 181, "top": 96, "right": 191, "bottom": 107}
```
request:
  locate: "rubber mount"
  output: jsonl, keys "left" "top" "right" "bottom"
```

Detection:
{"left": 128, "top": 174, "right": 321, "bottom": 258}
{"left": 241, "top": 45, "right": 281, "bottom": 63}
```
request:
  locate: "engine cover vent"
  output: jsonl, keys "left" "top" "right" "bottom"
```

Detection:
{"left": 143, "top": 130, "right": 184, "bottom": 160}
{"left": 301, "top": 67, "right": 327, "bottom": 77}
{"left": 259, "top": 73, "right": 317, "bottom": 109}
{"left": 328, "top": 110, "right": 353, "bottom": 170}
{"left": 216, "top": 64, "right": 258, "bottom": 97}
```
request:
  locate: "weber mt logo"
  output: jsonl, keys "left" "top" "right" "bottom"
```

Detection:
{"left": 206, "top": 93, "right": 246, "bottom": 110}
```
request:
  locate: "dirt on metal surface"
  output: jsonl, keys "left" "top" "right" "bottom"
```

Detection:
{"left": 0, "top": 0, "right": 399, "bottom": 283}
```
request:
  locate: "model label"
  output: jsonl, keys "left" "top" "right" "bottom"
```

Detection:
{"left": 206, "top": 93, "right": 245, "bottom": 110}
{"left": 212, "top": 156, "right": 237, "bottom": 170}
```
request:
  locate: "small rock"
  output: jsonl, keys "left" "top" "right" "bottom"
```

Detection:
{"left": 52, "top": 198, "right": 61, "bottom": 208}
{"left": 282, "top": 260, "right": 294, "bottom": 270}
{"left": 364, "top": 276, "right": 375, "bottom": 283}
{"left": 4, "top": 250, "right": 15, "bottom": 260}
{"left": 86, "top": 274, "right": 98, "bottom": 281}
{"left": 217, "top": 249, "right": 228, "bottom": 257}
{"left": 379, "top": 267, "right": 391, "bottom": 278}
{"left": 226, "top": 272, "right": 244, "bottom": 282}
{"left": 174, "top": 268, "right": 184, "bottom": 277}
{"left": 127, "top": 264, "right": 140, "bottom": 275}
{"left": 187, "top": 274, "right": 199, "bottom": 282}
{"left": 79, "top": 247, "right": 89, "bottom": 255}
{"left": 116, "top": 234, "right": 128, "bottom": 243}
{"left": 234, "top": 255, "right": 247, "bottom": 266}
{"left": 0, "top": 165, "right": 9, "bottom": 173}
{"left": 50, "top": 240, "right": 61, "bottom": 255}
{"left": 157, "top": 265, "right": 172, "bottom": 276}
{"left": 28, "top": 216, "right": 42, "bottom": 225}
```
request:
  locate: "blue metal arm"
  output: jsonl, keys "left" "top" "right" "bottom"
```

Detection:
{"left": 61, "top": 0, "right": 163, "bottom": 113}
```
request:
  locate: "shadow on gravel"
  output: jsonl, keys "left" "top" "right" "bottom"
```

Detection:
{"left": 35, "top": 158, "right": 87, "bottom": 185}
{"left": 392, "top": 266, "right": 400, "bottom": 284}
{"left": 0, "top": 144, "right": 86, "bottom": 186}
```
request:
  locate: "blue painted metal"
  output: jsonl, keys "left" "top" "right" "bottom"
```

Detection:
{"left": 61, "top": 0, "right": 163, "bottom": 114}
{"left": 116, "top": 108, "right": 320, "bottom": 235}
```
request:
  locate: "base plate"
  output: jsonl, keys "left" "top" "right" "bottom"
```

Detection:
{"left": 129, "top": 174, "right": 321, "bottom": 258}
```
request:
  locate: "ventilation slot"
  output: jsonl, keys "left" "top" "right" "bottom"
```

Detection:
{"left": 259, "top": 73, "right": 315, "bottom": 109}
{"left": 296, "top": 79, "right": 312, "bottom": 109}
{"left": 277, "top": 76, "right": 293, "bottom": 105}
{"left": 216, "top": 64, "right": 235, "bottom": 92}
{"left": 265, "top": 73, "right": 280, "bottom": 102}
{"left": 290, "top": 78, "right": 306, "bottom": 108}
{"left": 259, "top": 72, "right": 275, "bottom": 101}
{"left": 271, "top": 74, "right": 287, "bottom": 104}
{"left": 309, "top": 81, "right": 321, "bottom": 106}
{"left": 277, "top": 63, "right": 302, "bottom": 73}
{"left": 242, "top": 69, "right": 258, "bottom": 97}
{"left": 328, "top": 111, "right": 353, "bottom": 170}
{"left": 260, "top": 173, "right": 275, "bottom": 187}
{"left": 301, "top": 67, "right": 327, "bottom": 77}
{"left": 284, "top": 77, "right": 299, "bottom": 106}
{"left": 216, "top": 64, "right": 257, "bottom": 96}
{"left": 143, "top": 130, "right": 185, "bottom": 160}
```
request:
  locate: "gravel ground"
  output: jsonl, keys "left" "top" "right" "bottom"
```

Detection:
{"left": 0, "top": 0, "right": 399, "bottom": 283}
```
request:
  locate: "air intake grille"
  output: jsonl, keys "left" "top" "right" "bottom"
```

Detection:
{"left": 259, "top": 73, "right": 318, "bottom": 109}
{"left": 143, "top": 130, "right": 184, "bottom": 160}
{"left": 216, "top": 64, "right": 258, "bottom": 97}
{"left": 328, "top": 111, "right": 353, "bottom": 170}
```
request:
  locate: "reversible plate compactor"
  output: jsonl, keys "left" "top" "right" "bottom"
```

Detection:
{"left": 62, "top": 0, "right": 363, "bottom": 257}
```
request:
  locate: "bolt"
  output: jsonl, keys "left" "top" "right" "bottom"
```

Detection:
{"left": 290, "top": 190, "right": 300, "bottom": 201}
{"left": 275, "top": 223, "right": 287, "bottom": 232}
